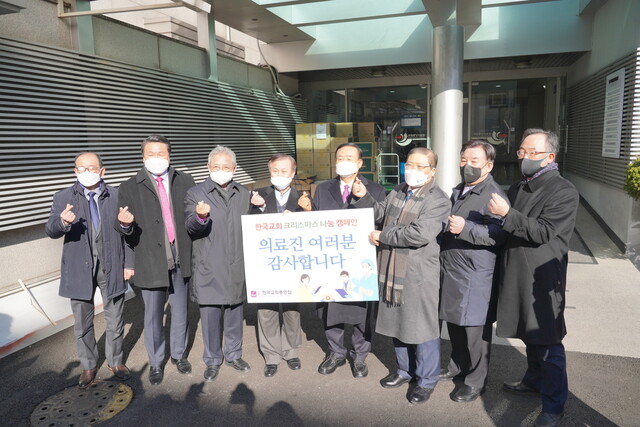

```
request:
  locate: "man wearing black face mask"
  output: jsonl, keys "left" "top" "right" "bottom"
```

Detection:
{"left": 439, "top": 140, "right": 508, "bottom": 403}
{"left": 488, "top": 129, "right": 579, "bottom": 427}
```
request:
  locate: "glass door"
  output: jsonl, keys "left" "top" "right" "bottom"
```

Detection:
{"left": 470, "top": 78, "right": 558, "bottom": 185}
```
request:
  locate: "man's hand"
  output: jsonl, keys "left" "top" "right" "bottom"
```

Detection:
{"left": 298, "top": 191, "right": 312, "bottom": 211}
{"left": 368, "top": 230, "right": 381, "bottom": 246}
{"left": 118, "top": 206, "right": 134, "bottom": 227}
{"left": 196, "top": 200, "right": 211, "bottom": 219}
{"left": 351, "top": 177, "right": 367, "bottom": 199}
{"left": 488, "top": 193, "right": 510, "bottom": 217}
{"left": 250, "top": 191, "right": 266, "bottom": 208}
{"left": 60, "top": 204, "right": 76, "bottom": 225}
{"left": 124, "top": 269, "right": 135, "bottom": 281}
{"left": 448, "top": 215, "right": 465, "bottom": 235}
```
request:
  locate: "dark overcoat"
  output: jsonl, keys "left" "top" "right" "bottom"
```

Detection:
{"left": 46, "top": 182, "right": 132, "bottom": 300}
{"left": 185, "top": 178, "right": 250, "bottom": 306}
{"left": 248, "top": 185, "right": 304, "bottom": 215}
{"left": 312, "top": 175, "right": 386, "bottom": 326}
{"left": 116, "top": 167, "right": 195, "bottom": 288}
{"left": 439, "top": 175, "right": 507, "bottom": 326}
{"left": 496, "top": 170, "right": 579, "bottom": 345}
{"left": 356, "top": 181, "right": 450, "bottom": 344}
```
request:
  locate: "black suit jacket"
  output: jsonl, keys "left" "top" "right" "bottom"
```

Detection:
{"left": 312, "top": 175, "right": 386, "bottom": 326}
{"left": 117, "top": 167, "right": 195, "bottom": 288}
{"left": 249, "top": 185, "right": 304, "bottom": 215}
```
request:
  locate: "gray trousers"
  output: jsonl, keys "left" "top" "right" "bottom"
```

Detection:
{"left": 257, "top": 303, "right": 302, "bottom": 365}
{"left": 200, "top": 303, "right": 244, "bottom": 366}
{"left": 140, "top": 262, "right": 189, "bottom": 367}
{"left": 70, "top": 278, "right": 125, "bottom": 370}
{"left": 325, "top": 321, "right": 370, "bottom": 361}
{"left": 446, "top": 322, "right": 493, "bottom": 388}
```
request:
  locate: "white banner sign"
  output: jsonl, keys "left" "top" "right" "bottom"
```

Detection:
{"left": 602, "top": 68, "right": 625, "bottom": 158}
{"left": 241, "top": 209, "right": 379, "bottom": 303}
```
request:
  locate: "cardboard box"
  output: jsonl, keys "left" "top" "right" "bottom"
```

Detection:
{"left": 355, "top": 141, "right": 375, "bottom": 157}
{"left": 313, "top": 137, "right": 332, "bottom": 152}
{"left": 295, "top": 135, "right": 314, "bottom": 149}
{"left": 358, "top": 122, "right": 375, "bottom": 137}
{"left": 314, "top": 168, "right": 333, "bottom": 180}
{"left": 335, "top": 122, "right": 357, "bottom": 138}
{"left": 313, "top": 152, "right": 331, "bottom": 169}
{"left": 330, "top": 137, "right": 349, "bottom": 153}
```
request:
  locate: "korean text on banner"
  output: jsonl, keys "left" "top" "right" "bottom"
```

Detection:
{"left": 241, "top": 208, "right": 379, "bottom": 303}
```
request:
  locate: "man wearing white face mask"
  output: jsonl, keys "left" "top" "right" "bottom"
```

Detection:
{"left": 353, "top": 147, "right": 449, "bottom": 405}
{"left": 299, "top": 143, "right": 386, "bottom": 379}
{"left": 46, "top": 152, "right": 133, "bottom": 389}
{"left": 117, "top": 135, "right": 195, "bottom": 386}
{"left": 248, "top": 154, "right": 305, "bottom": 377}
{"left": 185, "top": 145, "right": 251, "bottom": 382}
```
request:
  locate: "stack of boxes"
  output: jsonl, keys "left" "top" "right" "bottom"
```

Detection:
{"left": 295, "top": 122, "right": 377, "bottom": 184}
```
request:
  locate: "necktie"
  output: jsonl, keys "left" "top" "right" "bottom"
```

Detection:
{"left": 88, "top": 191, "right": 100, "bottom": 231}
{"left": 155, "top": 176, "right": 176, "bottom": 243}
{"left": 342, "top": 184, "right": 350, "bottom": 204}
{"left": 403, "top": 190, "right": 413, "bottom": 207}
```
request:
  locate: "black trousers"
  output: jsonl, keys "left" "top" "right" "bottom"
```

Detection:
{"left": 445, "top": 322, "right": 493, "bottom": 388}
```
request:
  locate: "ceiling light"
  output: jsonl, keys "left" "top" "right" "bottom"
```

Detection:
{"left": 370, "top": 67, "right": 386, "bottom": 78}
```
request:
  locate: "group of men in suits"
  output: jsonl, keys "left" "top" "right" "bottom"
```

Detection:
{"left": 48, "top": 130, "right": 576, "bottom": 427}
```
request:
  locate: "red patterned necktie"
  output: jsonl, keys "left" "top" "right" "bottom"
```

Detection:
{"left": 155, "top": 176, "right": 175, "bottom": 243}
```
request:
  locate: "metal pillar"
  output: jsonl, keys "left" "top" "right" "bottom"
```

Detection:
{"left": 431, "top": 24, "right": 463, "bottom": 195}
{"left": 197, "top": 11, "right": 218, "bottom": 81}
{"left": 75, "top": 0, "right": 95, "bottom": 55}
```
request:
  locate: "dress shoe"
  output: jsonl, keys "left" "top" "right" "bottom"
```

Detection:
{"left": 380, "top": 373, "right": 411, "bottom": 389}
{"left": 450, "top": 385, "right": 485, "bottom": 403}
{"left": 534, "top": 411, "right": 564, "bottom": 427}
{"left": 171, "top": 357, "right": 192, "bottom": 375}
{"left": 78, "top": 368, "right": 97, "bottom": 389}
{"left": 149, "top": 366, "right": 164, "bottom": 385}
{"left": 286, "top": 357, "right": 301, "bottom": 370}
{"left": 439, "top": 368, "right": 463, "bottom": 381}
{"left": 351, "top": 360, "right": 368, "bottom": 378}
{"left": 409, "top": 386, "right": 434, "bottom": 404}
{"left": 317, "top": 355, "right": 346, "bottom": 375}
{"left": 503, "top": 381, "right": 538, "bottom": 394}
{"left": 264, "top": 364, "right": 278, "bottom": 377}
{"left": 107, "top": 364, "right": 131, "bottom": 381}
{"left": 225, "top": 358, "right": 251, "bottom": 372}
{"left": 204, "top": 365, "right": 221, "bottom": 382}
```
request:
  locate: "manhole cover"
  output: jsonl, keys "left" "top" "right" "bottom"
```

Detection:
{"left": 30, "top": 380, "right": 133, "bottom": 426}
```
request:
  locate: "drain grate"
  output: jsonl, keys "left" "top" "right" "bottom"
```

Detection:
{"left": 30, "top": 380, "right": 133, "bottom": 426}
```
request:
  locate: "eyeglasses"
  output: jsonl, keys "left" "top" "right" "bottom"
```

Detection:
{"left": 210, "top": 166, "right": 233, "bottom": 172}
{"left": 516, "top": 150, "right": 550, "bottom": 158}
{"left": 75, "top": 166, "right": 101, "bottom": 173}
{"left": 405, "top": 162, "right": 432, "bottom": 170}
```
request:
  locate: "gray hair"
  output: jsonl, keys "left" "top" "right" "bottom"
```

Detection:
{"left": 522, "top": 128, "right": 559, "bottom": 154}
{"left": 208, "top": 145, "right": 236, "bottom": 165}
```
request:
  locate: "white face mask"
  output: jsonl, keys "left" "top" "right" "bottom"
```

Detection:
{"left": 271, "top": 176, "right": 292, "bottom": 190}
{"left": 144, "top": 157, "right": 169, "bottom": 175}
{"left": 76, "top": 171, "right": 101, "bottom": 188}
{"left": 404, "top": 169, "right": 430, "bottom": 188}
{"left": 335, "top": 161, "right": 359, "bottom": 177}
{"left": 210, "top": 170, "right": 233, "bottom": 185}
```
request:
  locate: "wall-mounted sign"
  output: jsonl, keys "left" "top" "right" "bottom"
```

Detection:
{"left": 400, "top": 114, "right": 423, "bottom": 128}
{"left": 602, "top": 68, "right": 625, "bottom": 158}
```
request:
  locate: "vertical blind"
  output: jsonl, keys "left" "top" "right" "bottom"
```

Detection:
{"left": 0, "top": 37, "right": 307, "bottom": 232}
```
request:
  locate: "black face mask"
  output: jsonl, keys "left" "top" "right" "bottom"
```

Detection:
{"left": 519, "top": 157, "right": 545, "bottom": 178}
{"left": 460, "top": 164, "right": 483, "bottom": 184}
